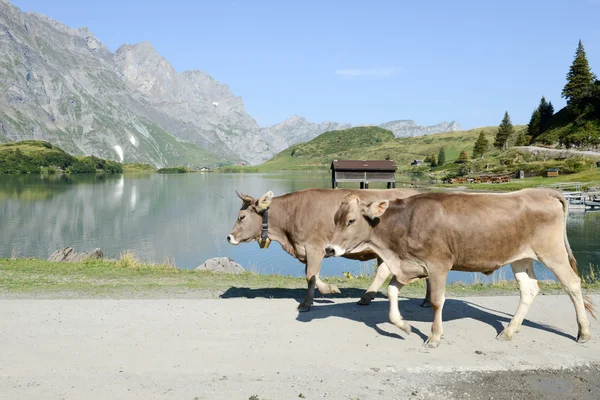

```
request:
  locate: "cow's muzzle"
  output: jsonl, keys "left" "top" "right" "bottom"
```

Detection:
{"left": 325, "top": 245, "right": 343, "bottom": 257}
{"left": 227, "top": 234, "right": 239, "bottom": 245}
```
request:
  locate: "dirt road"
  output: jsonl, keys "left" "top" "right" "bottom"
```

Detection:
{"left": 1, "top": 295, "right": 599, "bottom": 399}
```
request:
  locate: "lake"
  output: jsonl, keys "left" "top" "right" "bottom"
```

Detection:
{"left": 0, "top": 172, "right": 598, "bottom": 283}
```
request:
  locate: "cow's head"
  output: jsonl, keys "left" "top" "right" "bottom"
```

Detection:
{"left": 325, "top": 194, "right": 389, "bottom": 257}
{"left": 227, "top": 190, "right": 273, "bottom": 245}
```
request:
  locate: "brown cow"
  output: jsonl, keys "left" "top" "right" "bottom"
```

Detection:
{"left": 226, "top": 188, "right": 428, "bottom": 311}
{"left": 325, "top": 188, "right": 595, "bottom": 347}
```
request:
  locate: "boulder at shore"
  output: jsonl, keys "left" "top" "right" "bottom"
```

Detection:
{"left": 48, "top": 247, "right": 104, "bottom": 262}
{"left": 195, "top": 257, "right": 245, "bottom": 274}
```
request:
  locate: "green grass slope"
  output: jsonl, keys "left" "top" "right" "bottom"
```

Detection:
{"left": 536, "top": 106, "right": 600, "bottom": 147}
{"left": 0, "top": 140, "right": 124, "bottom": 174}
{"left": 255, "top": 125, "right": 525, "bottom": 172}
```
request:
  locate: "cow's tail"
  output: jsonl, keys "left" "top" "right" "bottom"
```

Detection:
{"left": 555, "top": 191, "right": 596, "bottom": 319}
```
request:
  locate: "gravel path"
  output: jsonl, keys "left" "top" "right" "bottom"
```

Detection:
{"left": 1, "top": 295, "right": 599, "bottom": 399}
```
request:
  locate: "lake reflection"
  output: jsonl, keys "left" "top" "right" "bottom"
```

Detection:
{"left": 0, "top": 172, "right": 598, "bottom": 283}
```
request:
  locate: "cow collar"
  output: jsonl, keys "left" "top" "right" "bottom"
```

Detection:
{"left": 258, "top": 209, "right": 271, "bottom": 249}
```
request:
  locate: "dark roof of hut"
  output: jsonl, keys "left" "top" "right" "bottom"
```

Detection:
{"left": 331, "top": 159, "right": 397, "bottom": 171}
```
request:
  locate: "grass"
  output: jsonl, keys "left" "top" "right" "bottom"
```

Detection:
{"left": 218, "top": 126, "right": 525, "bottom": 172}
{"left": 437, "top": 168, "right": 600, "bottom": 191}
{"left": 0, "top": 141, "right": 124, "bottom": 174}
{"left": 123, "top": 163, "right": 156, "bottom": 173}
{"left": 2, "top": 257, "right": 599, "bottom": 298}
{"left": 157, "top": 166, "right": 193, "bottom": 173}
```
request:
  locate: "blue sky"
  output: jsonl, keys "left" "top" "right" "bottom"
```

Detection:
{"left": 11, "top": 0, "right": 600, "bottom": 129}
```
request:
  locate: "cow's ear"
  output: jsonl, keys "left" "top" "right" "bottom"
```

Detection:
{"left": 363, "top": 200, "right": 389, "bottom": 220}
{"left": 236, "top": 191, "right": 255, "bottom": 205}
{"left": 257, "top": 191, "right": 274, "bottom": 211}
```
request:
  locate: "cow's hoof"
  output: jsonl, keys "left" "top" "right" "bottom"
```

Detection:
{"left": 424, "top": 337, "right": 440, "bottom": 348}
{"left": 357, "top": 296, "right": 373, "bottom": 306}
{"left": 496, "top": 330, "right": 513, "bottom": 341}
{"left": 297, "top": 302, "right": 312, "bottom": 312}
{"left": 329, "top": 285, "right": 341, "bottom": 294}
{"left": 391, "top": 319, "right": 411, "bottom": 335}
{"left": 577, "top": 332, "right": 591, "bottom": 343}
{"left": 420, "top": 299, "right": 432, "bottom": 308}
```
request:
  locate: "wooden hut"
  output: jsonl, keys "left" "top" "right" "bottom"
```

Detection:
{"left": 330, "top": 159, "right": 397, "bottom": 189}
{"left": 547, "top": 168, "right": 559, "bottom": 177}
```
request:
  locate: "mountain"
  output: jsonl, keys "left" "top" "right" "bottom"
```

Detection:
{"left": 255, "top": 125, "right": 503, "bottom": 171}
{"left": 113, "top": 42, "right": 272, "bottom": 164}
{"left": 379, "top": 120, "right": 461, "bottom": 138}
{"left": 0, "top": 0, "right": 461, "bottom": 167}
{"left": 260, "top": 116, "right": 351, "bottom": 153}
{"left": 0, "top": 0, "right": 270, "bottom": 167}
{"left": 260, "top": 117, "right": 460, "bottom": 154}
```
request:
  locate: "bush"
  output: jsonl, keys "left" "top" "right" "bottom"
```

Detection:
{"left": 157, "top": 166, "right": 189, "bottom": 173}
{"left": 68, "top": 158, "right": 97, "bottom": 173}
{"left": 457, "top": 164, "right": 470, "bottom": 176}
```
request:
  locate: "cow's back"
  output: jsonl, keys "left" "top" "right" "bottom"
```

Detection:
{"left": 277, "top": 188, "right": 418, "bottom": 249}
{"left": 385, "top": 188, "right": 566, "bottom": 272}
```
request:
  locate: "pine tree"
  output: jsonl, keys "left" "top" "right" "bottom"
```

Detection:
{"left": 562, "top": 40, "right": 595, "bottom": 105}
{"left": 515, "top": 130, "right": 528, "bottom": 146}
{"left": 424, "top": 153, "right": 436, "bottom": 166}
{"left": 472, "top": 131, "right": 489, "bottom": 158}
{"left": 538, "top": 96, "right": 554, "bottom": 133}
{"left": 437, "top": 147, "right": 446, "bottom": 166}
{"left": 456, "top": 151, "right": 469, "bottom": 163}
{"left": 527, "top": 108, "right": 541, "bottom": 140}
{"left": 494, "top": 111, "right": 513, "bottom": 150}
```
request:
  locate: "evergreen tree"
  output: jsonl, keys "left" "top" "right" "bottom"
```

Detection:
{"left": 14, "top": 148, "right": 23, "bottom": 159}
{"left": 538, "top": 96, "right": 554, "bottom": 133}
{"left": 456, "top": 151, "right": 469, "bottom": 163}
{"left": 472, "top": 131, "right": 489, "bottom": 158}
{"left": 494, "top": 111, "right": 513, "bottom": 150}
{"left": 437, "top": 147, "right": 446, "bottom": 166}
{"left": 515, "top": 130, "right": 528, "bottom": 146}
{"left": 527, "top": 108, "right": 541, "bottom": 140}
{"left": 424, "top": 153, "right": 436, "bottom": 166}
{"left": 562, "top": 40, "right": 595, "bottom": 105}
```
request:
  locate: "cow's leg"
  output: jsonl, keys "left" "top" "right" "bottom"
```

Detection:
{"left": 298, "top": 249, "right": 338, "bottom": 312}
{"left": 424, "top": 269, "right": 448, "bottom": 348}
{"left": 316, "top": 276, "right": 340, "bottom": 295}
{"left": 497, "top": 258, "right": 539, "bottom": 341}
{"left": 360, "top": 261, "right": 431, "bottom": 307}
{"left": 538, "top": 252, "right": 591, "bottom": 343}
{"left": 358, "top": 259, "right": 391, "bottom": 305}
{"left": 421, "top": 278, "right": 432, "bottom": 308}
{"left": 388, "top": 276, "right": 411, "bottom": 334}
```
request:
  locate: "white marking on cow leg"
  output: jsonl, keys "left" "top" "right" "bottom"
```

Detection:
{"left": 316, "top": 275, "right": 341, "bottom": 295}
{"left": 539, "top": 252, "right": 591, "bottom": 343}
{"left": 497, "top": 259, "right": 538, "bottom": 341}
{"left": 388, "top": 277, "right": 410, "bottom": 335}
{"left": 359, "top": 260, "right": 391, "bottom": 305}
{"left": 424, "top": 269, "right": 448, "bottom": 348}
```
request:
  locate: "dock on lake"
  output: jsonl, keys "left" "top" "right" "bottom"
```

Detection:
{"left": 541, "top": 182, "right": 600, "bottom": 212}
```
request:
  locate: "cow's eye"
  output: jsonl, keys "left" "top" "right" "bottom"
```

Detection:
{"left": 347, "top": 219, "right": 356, "bottom": 226}
{"left": 239, "top": 215, "right": 246, "bottom": 221}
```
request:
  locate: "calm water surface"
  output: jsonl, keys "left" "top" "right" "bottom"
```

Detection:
{"left": 0, "top": 172, "right": 598, "bottom": 283}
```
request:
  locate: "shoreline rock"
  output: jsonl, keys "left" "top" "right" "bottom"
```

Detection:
{"left": 48, "top": 247, "right": 103, "bottom": 262}
{"left": 195, "top": 257, "right": 244, "bottom": 274}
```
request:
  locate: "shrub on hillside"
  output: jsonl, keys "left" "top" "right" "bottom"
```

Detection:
{"left": 68, "top": 158, "right": 97, "bottom": 173}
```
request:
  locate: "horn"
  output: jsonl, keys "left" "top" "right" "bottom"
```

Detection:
{"left": 236, "top": 191, "right": 254, "bottom": 204}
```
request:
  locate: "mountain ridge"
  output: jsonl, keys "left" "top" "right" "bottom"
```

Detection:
{"left": 0, "top": 0, "right": 461, "bottom": 166}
